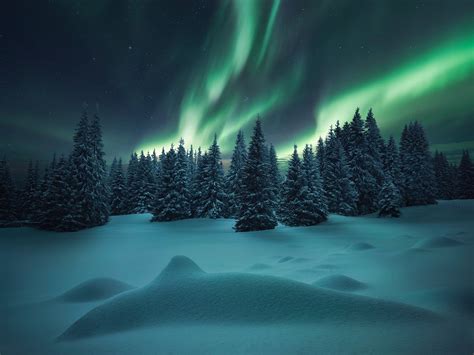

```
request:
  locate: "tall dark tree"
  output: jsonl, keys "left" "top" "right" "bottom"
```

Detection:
{"left": 302, "top": 144, "right": 327, "bottom": 219}
{"left": 267, "top": 144, "right": 282, "bottom": 211}
{"left": 197, "top": 136, "right": 226, "bottom": 218}
{"left": 399, "top": 122, "right": 436, "bottom": 206}
{"left": 378, "top": 177, "right": 402, "bottom": 218}
{"left": 323, "top": 129, "right": 358, "bottom": 216}
{"left": 226, "top": 130, "right": 247, "bottom": 218}
{"left": 346, "top": 108, "right": 378, "bottom": 214}
{"left": 384, "top": 136, "right": 402, "bottom": 190}
{"left": 0, "top": 158, "right": 16, "bottom": 223}
{"left": 434, "top": 151, "right": 457, "bottom": 200}
{"left": 235, "top": 119, "right": 277, "bottom": 232}
{"left": 20, "top": 160, "right": 39, "bottom": 220}
{"left": 457, "top": 150, "right": 474, "bottom": 199}
{"left": 109, "top": 158, "right": 127, "bottom": 215}
{"left": 364, "top": 108, "right": 385, "bottom": 186}
{"left": 175, "top": 139, "right": 191, "bottom": 218}
{"left": 126, "top": 152, "right": 139, "bottom": 213}
{"left": 134, "top": 151, "right": 156, "bottom": 213}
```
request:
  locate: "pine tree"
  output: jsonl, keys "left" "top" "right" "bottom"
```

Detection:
{"left": 434, "top": 151, "right": 457, "bottom": 200}
{"left": 125, "top": 152, "right": 139, "bottom": 213}
{"left": 235, "top": 119, "right": 277, "bottom": 232}
{"left": 302, "top": 144, "right": 327, "bottom": 219}
{"left": 0, "top": 158, "right": 16, "bottom": 223}
{"left": 226, "top": 130, "right": 247, "bottom": 218}
{"left": 174, "top": 139, "right": 191, "bottom": 218}
{"left": 384, "top": 136, "right": 402, "bottom": 190}
{"left": 190, "top": 147, "right": 203, "bottom": 217}
{"left": 89, "top": 113, "right": 110, "bottom": 225}
{"left": 399, "top": 122, "right": 436, "bottom": 206}
{"left": 151, "top": 146, "right": 181, "bottom": 221}
{"left": 323, "top": 129, "right": 358, "bottom": 215}
{"left": 346, "top": 108, "right": 378, "bottom": 214}
{"left": 457, "top": 150, "right": 474, "bottom": 199}
{"left": 267, "top": 144, "right": 281, "bottom": 211}
{"left": 109, "top": 158, "right": 127, "bottom": 215}
{"left": 20, "top": 160, "right": 39, "bottom": 220}
{"left": 134, "top": 151, "right": 156, "bottom": 213}
{"left": 198, "top": 135, "right": 226, "bottom": 218}
{"left": 378, "top": 177, "right": 402, "bottom": 218}
{"left": 364, "top": 108, "right": 385, "bottom": 186}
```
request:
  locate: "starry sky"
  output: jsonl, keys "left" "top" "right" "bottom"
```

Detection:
{"left": 1, "top": 0, "right": 474, "bottom": 175}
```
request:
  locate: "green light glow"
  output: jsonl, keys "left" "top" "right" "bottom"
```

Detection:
{"left": 285, "top": 31, "right": 474, "bottom": 157}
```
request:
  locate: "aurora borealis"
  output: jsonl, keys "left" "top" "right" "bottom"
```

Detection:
{"left": 1, "top": 0, "right": 474, "bottom": 172}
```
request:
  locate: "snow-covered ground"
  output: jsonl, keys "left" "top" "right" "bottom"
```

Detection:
{"left": 1, "top": 200, "right": 473, "bottom": 354}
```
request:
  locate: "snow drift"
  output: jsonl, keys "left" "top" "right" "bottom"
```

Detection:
{"left": 59, "top": 255, "right": 439, "bottom": 340}
{"left": 57, "top": 278, "right": 134, "bottom": 303}
{"left": 313, "top": 274, "right": 368, "bottom": 292}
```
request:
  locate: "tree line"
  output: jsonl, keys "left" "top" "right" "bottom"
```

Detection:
{"left": 1, "top": 108, "right": 473, "bottom": 232}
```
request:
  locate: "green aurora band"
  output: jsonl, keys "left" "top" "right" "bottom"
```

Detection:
{"left": 138, "top": 0, "right": 474, "bottom": 158}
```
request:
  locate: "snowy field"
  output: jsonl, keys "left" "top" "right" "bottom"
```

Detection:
{"left": 1, "top": 200, "right": 473, "bottom": 354}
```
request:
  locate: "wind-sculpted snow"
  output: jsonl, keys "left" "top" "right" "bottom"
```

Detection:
{"left": 313, "top": 274, "right": 368, "bottom": 292}
{"left": 414, "top": 236, "right": 464, "bottom": 249}
{"left": 57, "top": 278, "right": 134, "bottom": 303}
{"left": 59, "top": 256, "right": 439, "bottom": 340}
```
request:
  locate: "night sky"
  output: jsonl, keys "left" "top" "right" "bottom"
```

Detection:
{"left": 1, "top": 0, "right": 473, "bottom": 174}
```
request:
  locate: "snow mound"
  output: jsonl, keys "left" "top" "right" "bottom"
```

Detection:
{"left": 57, "top": 278, "right": 134, "bottom": 303}
{"left": 59, "top": 256, "right": 439, "bottom": 340}
{"left": 313, "top": 274, "right": 368, "bottom": 292}
{"left": 291, "top": 257, "right": 311, "bottom": 263}
{"left": 278, "top": 256, "right": 294, "bottom": 263}
{"left": 248, "top": 263, "right": 272, "bottom": 271}
{"left": 409, "top": 287, "right": 474, "bottom": 316}
{"left": 348, "top": 242, "right": 375, "bottom": 251}
{"left": 414, "top": 236, "right": 463, "bottom": 249}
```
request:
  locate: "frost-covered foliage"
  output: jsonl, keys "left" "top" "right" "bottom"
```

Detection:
{"left": 400, "top": 122, "right": 436, "bottom": 206}
{"left": 457, "top": 150, "right": 474, "bottom": 199}
{"left": 0, "top": 158, "right": 16, "bottom": 222}
{"left": 433, "top": 151, "right": 457, "bottom": 200}
{"left": 235, "top": 119, "right": 277, "bottom": 232}
{"left": 225, "top": 130, "right": 247, "bottom": 218}
{"left": 378, "top": 178, "right": 402, "bottom": 218}
{"left": 109, "top": 158, "right": 128, "bottom": 215}
{"left": 323, "top": 129, "right": 358, "bottom": 216}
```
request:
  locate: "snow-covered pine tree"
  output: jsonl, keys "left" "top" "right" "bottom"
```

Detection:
{"left": 457, "top": 150, "right": 474, "bottom": 199}
{"left": 125, "top": 152, "right": 139, "bottom": 214}
{"left": 268, "top": 144, "right": 282, "bottom": 211}
{"left": 198, "top": 135, "right": 226, "bottom": 218}
{"left": 20, "top": 160, "right": 39, "bottom": 221}
{"left": 346, "top": 108, "right": 378, "bottom": 214}
{"left": 316, "top": 137, "right": 326, "bottom": 179}
{"left": 187, "top": 145, "right": 196, "bottom": 188}
{"left": 89, "top": 113, "right": 110, "bottom": 226}
{"left": 191, "top": 148, "right": 206, "bottom": 217}
{"left": 377, "top": 177, "right": 402, "bottom": 218}
{"left": 323, "top": 128, "right": 358, "bottom": 216}
{"left": 399, "top": 122, "right": 436, "bottom": 206}
{"left": 109, "top": 158, "right": 127, "bottom": 215}
{"left": 151, "top": 145, "right": 182, "bottom": 221}
{"left": 226, "top": 130, "right": 247, "bottom": 218}
{"left": 364, "top": 108, "right": 386, "bottom": 186}
{"left": 434, "top": 151, "right": 457, "bottom": 200}
{"left": 302, "top": 144, "right": 327, "bottom": 220}
{"left": 383, "top": 136, "right": 402, "bottom": 191}
{"left": 0, "top": 158, "right": 16, "bottom": 223}
{"left": 134, "top": 151, "right": 156, "bottom": 213}
{"left": 339, "top": 121, "right": 351, "bottom": 153}
{"left": 174, "top": 139, "right": 191, "bottom": 218}
{"left": 235, "top": 119, "right": 277, "bottom": 232}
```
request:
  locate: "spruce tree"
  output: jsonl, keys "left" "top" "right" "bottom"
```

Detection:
{"left": 198, "top": 135, "right": 226, "bottom": 218}
{"left": 0, "top": 158, "right": 16, "bottom": 223}
{"left": 323, "top": 129, "right": 358, "bottom": 216}
{"left": 226, "top": 130, "right": 247, "bottom": 218}
{"left": 134, "top": 151, "right": 156, "bottom": 213}
{"left": 364, "top": 108, "right": 386, "bottom": 186}
{"left": 174, "top": 139, "right": 191, "bottom": 218}
{"left": 384, "top": 136, "right": 402, "bottom": 190}
{"left": 457, "top": 150, "right": 474, "bottom": 199}
{"left": 346, "top": 108, "right": 378, "bottom": 214}
{"left": 235, "top": 119, "right": 277, "bottom": 232}
{"left": 151, "top": 146, "right": 181, "bottom": 221}
{"left": 434, "top": 151, "right": 457, "bottom": 200}
{"left": 267, "top": 144, "right": 282, "bottom": 211}
{"left": 20, "top": 160, "right": 39, "bottom": 220}
{"left": 109, "top": 158, "right": 127, "bottom": 215}
{"left": 399, "top": 122, "right": 436, "bottom": 206}
{"left": 378, "top": 177, "right": 402, "bottom": 218}
{"left": 125, "top": 152, "right": 139, "bottom": 213}
{"left": 302, "top": 144, "right": 327, "bottom": 219}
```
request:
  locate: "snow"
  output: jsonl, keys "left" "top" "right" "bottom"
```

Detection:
{"left": 57, "top": 278, "right": 134, "bottom": 303}
{"left": 1, "top": 200, "right": 473, "bottom": 354}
